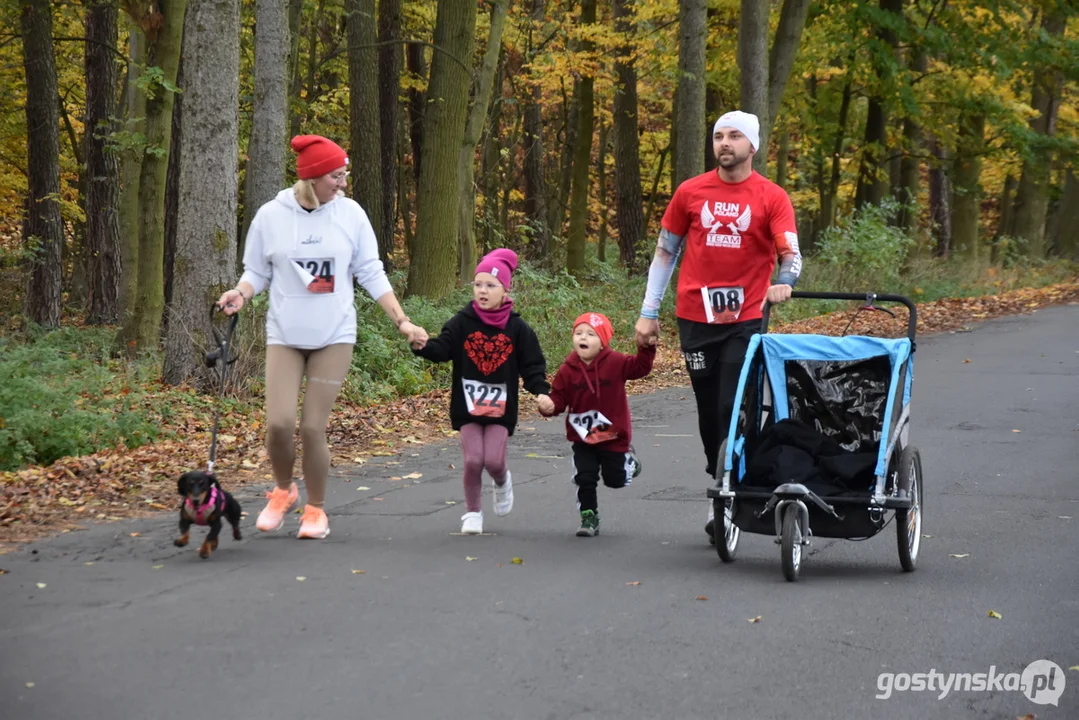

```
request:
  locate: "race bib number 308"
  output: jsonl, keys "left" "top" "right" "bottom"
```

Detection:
{"left": 294, "top": 258, "right": 335, "bottom": 294}
{"left": 700, "top": 285, "right": 744, "bottom": 324}
{"left": 462, "top": 379, "right": 507, "bottom": 418}
{"left": 568, "top": 410, "right": 619, "bottom": 444}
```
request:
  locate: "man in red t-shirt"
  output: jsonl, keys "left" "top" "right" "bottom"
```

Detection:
{"left": 634, "top": 110, "right": 803, "bottom": 543}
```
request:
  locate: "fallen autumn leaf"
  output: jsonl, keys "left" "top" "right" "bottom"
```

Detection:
{"left": 128, "top": 532, "right": 140, "bottom": 537}
{"left": 988, "top": 609, "right": 1002, "bottom": 619}
{"left": 403, "top": 472, "right": 423, "bottom": 479}
{"left": 950, "top": 553, "right": 970, "bottom": 558}
{"left": 152, "top": 565, "right": 163, "bottom": 569}
{"left": 36, "top": 583, "right": 46, "bottom": 589}
{"left": 510, "top": 557, "right": 523, "bottom": 565}
{"left": 296, "top": 576, "right": 306, "bottom": 582}
{"left": 351, "top": 569, "right": 365, "bottom": 574}
{"left": 695, "top": 595, "right": 708, "bottom": 601}
{"left": 466, "top": 556, "right": 477, "bottom": 562}
{"left": 625, "top": 581, "right": 641, "bottom": 586}
{"left": 748, "top": 616, "right": 762, "bottom": 623}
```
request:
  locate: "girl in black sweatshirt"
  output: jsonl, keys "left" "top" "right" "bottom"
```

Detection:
{"left": 412, "top": 249, "right": 551, "bottom": 534}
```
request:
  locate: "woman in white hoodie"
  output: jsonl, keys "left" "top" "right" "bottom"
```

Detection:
{"left": 216, "top": 135, "right": 426, "bottom": 540}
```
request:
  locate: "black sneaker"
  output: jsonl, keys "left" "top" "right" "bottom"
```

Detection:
{"left": 577, "top": 510, "right": 600, "bottom": 537}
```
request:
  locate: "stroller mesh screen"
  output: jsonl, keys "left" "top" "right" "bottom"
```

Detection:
{"left": 784, "top": 355, "right": 890, "bottom": 452}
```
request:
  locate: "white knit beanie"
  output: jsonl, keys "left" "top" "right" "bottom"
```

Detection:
{"left": 713, "top": 110, "right": 760, "bottom": 151}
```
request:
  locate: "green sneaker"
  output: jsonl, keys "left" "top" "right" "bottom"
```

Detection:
{"left": 576, "top": 510, "right": 600, "bottom": 537}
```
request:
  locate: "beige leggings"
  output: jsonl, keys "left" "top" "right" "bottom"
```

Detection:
{"left": 265, "top": 343, "right": 353, "bottom": 508}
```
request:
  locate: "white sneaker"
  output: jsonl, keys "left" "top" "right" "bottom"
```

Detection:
{"left": 461, "top": 511, "right": 483, "bottom": 535}
{"left": 493, "top": 471, "right": 514, "bottom": 516}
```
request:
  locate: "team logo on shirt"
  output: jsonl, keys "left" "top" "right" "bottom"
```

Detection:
{"left": 700, "top": 201, "right": 751, "bottom": 248}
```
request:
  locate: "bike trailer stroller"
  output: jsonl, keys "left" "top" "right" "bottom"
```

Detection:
{"left": 706, "top": 292, "right": 923, "bottom": 581}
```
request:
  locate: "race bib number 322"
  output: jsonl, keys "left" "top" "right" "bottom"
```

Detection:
{"left": 568, "top": 410, "right": 619, "bottom": 444}
{"left": 462, "top": 379, "right": 507, "bottom": 418}
{"left": 700, "top": 285, "right": 744, "bottom": 324}
{"left": 294, "top": 258, "right": 335, "bottom": 294}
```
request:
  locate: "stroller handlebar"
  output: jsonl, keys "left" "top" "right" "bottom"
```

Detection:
{"left": 761, "top": 291, "right": 917, "bottom": 343}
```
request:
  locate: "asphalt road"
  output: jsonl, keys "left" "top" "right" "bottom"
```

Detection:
{"left": 2, "top": 304, "right": 1077, "bottom": 720}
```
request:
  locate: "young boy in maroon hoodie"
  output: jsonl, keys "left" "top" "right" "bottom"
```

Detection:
{"left": 538, "top": 313, "right": 656, "bottom": 536}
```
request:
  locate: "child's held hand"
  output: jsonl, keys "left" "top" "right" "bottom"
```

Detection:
{"left": 536, "top": 394, "right": 555, "bottom": 416}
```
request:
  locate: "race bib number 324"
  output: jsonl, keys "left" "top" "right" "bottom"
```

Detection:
{"left": 700, "top": 285, "right": 744, "bottom": 324}
{"left": 462, "top": 379, "right": 507, "bottom": 418}
{"left": 294, "top": 258, "right": 335, "bottom": 294}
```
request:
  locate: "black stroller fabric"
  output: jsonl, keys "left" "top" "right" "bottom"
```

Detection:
{"left": 745, "top": 418, "right": 878, "bottom": 496}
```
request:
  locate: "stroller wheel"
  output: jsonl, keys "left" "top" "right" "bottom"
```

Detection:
{"left": 781, "top": 504, "right": 802, "bottom": 582}
{"left": 713, "top": 498, "right": 740, "bottom": 563}
{"left": 896, "top": 446, "right": 923, "bottom": 572}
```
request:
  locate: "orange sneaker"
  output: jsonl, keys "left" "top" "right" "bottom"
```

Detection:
{"left": 298, "top": 505, "right": 330, "bottom": 539}
{"left": 256, "top": 482, "right": 299, "bottom": 532}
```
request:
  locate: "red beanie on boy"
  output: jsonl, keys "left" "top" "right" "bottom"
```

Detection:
{"left": 291, "top": 135, "right": 349, "bottom": 179}
{"left": 574, "top": 312, "right": 614, "bottom": 348}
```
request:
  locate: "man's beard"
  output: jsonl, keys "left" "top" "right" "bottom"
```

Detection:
{"left": 716, "top": 148, "right": 750, "bottom": 169}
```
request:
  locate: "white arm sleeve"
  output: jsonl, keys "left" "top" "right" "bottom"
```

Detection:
{"left": 349, "top": 205, "right": 393, "bottom": 300}
{"left": 639, "top": 229, "right": 684, "bottom": 319}
{"left": 238, "top": 212, "right": 271, "bottom": 296}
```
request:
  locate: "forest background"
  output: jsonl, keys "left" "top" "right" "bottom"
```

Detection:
{"left": 0, "top": 0, "right": 1076, "bottom": 537}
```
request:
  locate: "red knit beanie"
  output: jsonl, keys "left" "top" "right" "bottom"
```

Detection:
{"left": 574, "top": 312, "right": 614, "bottom": 348}
{"left": 291, "top": 135, "right": 349, "bottom": 180}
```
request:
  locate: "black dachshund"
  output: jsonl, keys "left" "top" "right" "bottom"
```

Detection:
{"left": 175, "top": 471, "right": 243, "bottom": 559}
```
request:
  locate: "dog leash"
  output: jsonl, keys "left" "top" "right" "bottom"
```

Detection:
{"left": 205, "top": 303, "right": 239, "bottom": 474}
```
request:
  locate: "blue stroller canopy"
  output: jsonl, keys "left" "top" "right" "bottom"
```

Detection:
{"left": 726, "top": 333, "right": 914, "bottom": 478}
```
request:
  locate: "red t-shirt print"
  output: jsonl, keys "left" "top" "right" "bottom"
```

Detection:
{"left": 662, "top": 170, "right": 799, "bottom": 324}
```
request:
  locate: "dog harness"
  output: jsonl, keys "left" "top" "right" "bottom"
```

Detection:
{"left": 184, "top": 485, "right": 222, "bottom": 526}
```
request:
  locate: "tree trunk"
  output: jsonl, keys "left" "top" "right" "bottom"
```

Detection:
{"left": 566, "top": 0, "right": 597, "bottom": 278}
{"left": 1052, "top": 169, "right": 1078, "bottom": 260}
{"left": 854, "top": 0, "right": 902, "bottom": 208}
{"left": 928, "top": 136, "right": 950, "bottom": 258}
{"left": 774, "top": 126, "right": 790, "bottom": 190}
{"left": 523, "top": 0, "right": 549, "bottom": 262}
{"left": 115, "top": 0, "right": 188, "bottom": 356}
{"left": 406, "top": 40, "right": 427, "bottom": 182}
{"left": 1011, "top": 7, "right": 1066, "bottom": 260}
{"left": 286, "top": 0, "right": 304, "bottom": 140}
{"left": 242, "top": 0, "right": 289, "bottom": 254}
{"left": 119, "top": 23, "right": 146, "bottom": 320}
{"left": 896, "top": 95, "right": 923, "bottom": 233}
{"left": 992, "top": 174, "right": 1017, "bottom": 264}
{"left": 163, "top": 55, "right": 183, "bottom": 316}
{"left": 950, "top": 113, "right": 984, "bottom": 262}
{"left": 613, "top": 0, "right": 644, "bottom": 270}
{"left": 378, "top": 0, "right": 401, "bottom": 265}
{"left": 163, "top": 0, "right": 240, "bottom": 385}
{"left": 768, "top": 0, "right": 813, "bottom": 124}
{"left": 596, "top": 122, "right": 609, "bottom": 263}
{"left": 406, "top": 0, "right": 477, "bottom": 298}
{"left": 552, "top": 77, "right": 579, "bottom": 238}
{"left": 737, "top": 0, "right": 768, "bottom": 176}
{"left": 675, "top": 0, "right": 706, "bottom": 185}
{"left": 458, "top": 0, "right": 508, "bottom": 282}
{"left": 85, "top": 0, "right": 122, "bottom": 325}
{"left": 21, "top": 0, "right": 64, "bottom": 328}
{"left": 819, "top": 75, "right": 852, "bottom": 234}
{"left": 346, "top": 0, "right": 383, "bottom": 250}
{"left": 481, "top": 66, "right": 503, "bottom": 258}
